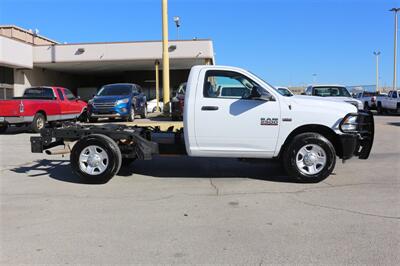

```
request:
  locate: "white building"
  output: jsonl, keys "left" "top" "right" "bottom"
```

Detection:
{"left": 0, "top": 25, "right": 215, "bottom": 99}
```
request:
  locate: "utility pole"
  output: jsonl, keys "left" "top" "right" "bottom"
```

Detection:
{"left": 162, "top": 0, "right": 170, "bottom": 113}
{"left": 373, "top": 51, "right": 381, "bottom": 92}
{"left": 155, "top": 60, "right": 160, "bottom": 112}
{"left": 390, "top": 8, "right": 399, "bottom": 90}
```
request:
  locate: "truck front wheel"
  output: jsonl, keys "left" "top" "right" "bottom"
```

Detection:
{"left": 71, "top": 134, "right": 122, "bottom": 183}
{"left": 0, "top": 124, "right": 8, "bottom": 134}
{"left": 282, "top": 133, "right": 336, "bottom": 183}
{"left": 377, "top": 102, "right": 383, "bottom": 114}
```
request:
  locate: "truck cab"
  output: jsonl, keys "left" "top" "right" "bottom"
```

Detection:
{"left": 87, "top": 83, "right": 147, "bottom": 122}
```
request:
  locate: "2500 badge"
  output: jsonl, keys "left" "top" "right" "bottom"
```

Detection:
{"left": 260, "top": 118, "right": 278, "bottom": 126}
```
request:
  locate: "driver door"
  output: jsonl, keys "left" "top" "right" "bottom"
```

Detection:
{"left": 194, "top": 69, "right": 281, "bottom": 157}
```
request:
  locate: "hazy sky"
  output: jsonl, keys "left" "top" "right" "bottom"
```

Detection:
{"left": 0, "top": 0, "right": 398, "bottom": 87}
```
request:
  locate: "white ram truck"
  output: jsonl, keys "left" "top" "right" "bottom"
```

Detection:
{"left": 377, "top": 90, "right": 400, "bottom": 114}
{"left": 31, "top": 65, "right": 374, "bottom": 183}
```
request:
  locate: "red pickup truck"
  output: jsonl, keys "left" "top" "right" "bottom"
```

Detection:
{"left": 0, "top": 87, "right": 87, "bottom": 133}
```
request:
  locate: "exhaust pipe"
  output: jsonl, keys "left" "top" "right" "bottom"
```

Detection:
{"left": 45, "top": 143, "right": 72, "bottom": 155}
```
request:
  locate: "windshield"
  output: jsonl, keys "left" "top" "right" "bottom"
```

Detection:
{"left": 97, "top": 85, "right": 132, "bottom": 96}
{"left": 313, "top": 87, "right": 351, "bottom": 97}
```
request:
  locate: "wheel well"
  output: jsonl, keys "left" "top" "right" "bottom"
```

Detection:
{"left": 280, "top": 124, "right": 343, "bottom": 158}
{"left": 36, "top": 110, "right": 47, "bottom": 119}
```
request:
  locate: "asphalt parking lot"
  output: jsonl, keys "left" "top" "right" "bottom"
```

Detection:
{"left": 0, "top": 115, "right": 399, "bottom": 264}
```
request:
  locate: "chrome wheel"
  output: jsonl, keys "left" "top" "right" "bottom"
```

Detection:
{"left": 295, "top": 144, "right": 327, "bottom": 175}
{"left": 36, "top": 117, "right": 44, "bottom": 130}
{"left": 79, "top": 145, "right": 109, "bottom": 175}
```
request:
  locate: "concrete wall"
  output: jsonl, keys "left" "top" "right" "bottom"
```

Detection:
{"left": 33, "top": 40, "right": 214, "bottom": 63}
{"left": 13, "top": 67, "right": 81, "bottom": 96}
{"left": 0, "top": 36, "right": 33, "bottom": 68}
{"left": 0, "top": 26, "right": 56, "bottom": 45}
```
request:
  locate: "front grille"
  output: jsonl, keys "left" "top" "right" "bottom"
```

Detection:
{"left": 356, "top": 111, "right": 374, "bottom": 135}
{"left": 93, "top": 101, "right": 116, "bottom": 108}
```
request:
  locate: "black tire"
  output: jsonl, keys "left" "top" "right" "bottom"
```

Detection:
{"left": 282, "top": 132, "right": 336, "bottom": 183}
{"left": 127, "top": 107, "right": 135, "bottom": 122}
{"left": 364, "top": 102, "right": 369, "bottom": 111}
{"left": 140, "top": 107, "right": 147, "bottom": 119}
{"left": 71, "top": 134, "right": 122, "bottom": 183}
{"left": 0, "top": 124, "right": 8, "bottom": 134}
{"left": 31, "top": 113, "right": 46, "bottom": 133}
{"left": 377, "top": 102, "right": 383, "bottom": 114}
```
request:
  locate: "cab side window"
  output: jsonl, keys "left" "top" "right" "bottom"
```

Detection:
{"left": 392, "top": 91, "right": 398, "bottom": 98}
{"left": 203, "top": 70, "right": 261, "bottom": 99}
{"left": 64, "top": 89, "right": 76, "bottom": 100}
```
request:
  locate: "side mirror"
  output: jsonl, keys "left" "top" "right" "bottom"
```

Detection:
{"left": 249, "top": 87, "right": 275, "bottom": 101}
{"left": 258, "top": 93, "right": 275, "bottom": 101}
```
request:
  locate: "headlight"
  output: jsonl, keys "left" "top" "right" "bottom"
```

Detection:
{"left": 116, "top": 98, "right": 130, "bottom": 105}
{"left": 340, "top": 115, "right": 358, "bottom": 132}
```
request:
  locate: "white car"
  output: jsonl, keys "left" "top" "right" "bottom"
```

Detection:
{"left": 305, "top": 85, "right": 364, "bottom": 110}
{"left": 146, "top": 98, "right": 163, "bottom": 113}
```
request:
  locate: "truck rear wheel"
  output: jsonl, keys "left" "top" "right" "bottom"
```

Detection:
{"left": 71, "top": 134, "right": 122, "bottom": 183}
{"left": 282, "top": 133, "right": 336, "bottom": 183}
{"left": 31, "top": 113, "right": 46, "bottom": 133}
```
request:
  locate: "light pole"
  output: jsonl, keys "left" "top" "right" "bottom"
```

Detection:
{"left": 390, "top": 8, "right": 399, "bottom": 90}
{"left": 162, "top": 0, "right": 170, "bottom": 113}
{"left": 173, "top": 16, "right": 180, "bottom": 40}
{"left": 373, "top": 51, "right": 381, "bottom": 92}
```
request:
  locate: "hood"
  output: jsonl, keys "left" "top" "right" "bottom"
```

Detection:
{"left": 289, "top": 95, "right": 357, "bottom": 114}
{"left": 92, "top": 95, "right": 130, "bottom": 102}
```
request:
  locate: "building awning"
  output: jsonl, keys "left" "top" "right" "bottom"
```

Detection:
{"left": 33, "top": 39, "right": 214, "bottom": 73}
